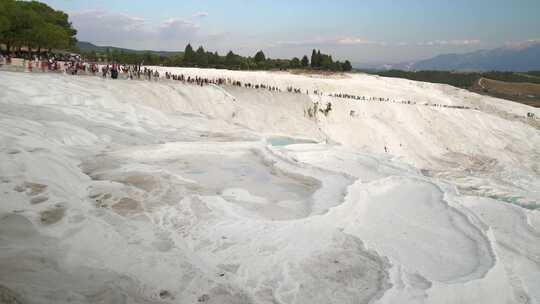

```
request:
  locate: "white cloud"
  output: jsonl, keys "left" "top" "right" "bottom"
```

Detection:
{"left": 335, "top": 37, "right": 383, "bottom": 46}
{"left": 70, "top": 10, "right": 201, "bottom": 50}
{"left": 68, "top": 10, "right": 490, "bottom": 63}
{"left": 193, "top": 12, "right": 209, "bottom": 18}
{"left": 70, "top": 10, "right": 147, "bottom": 43}
{"left": 158, "top": 18, "right": 199, "bottom": 42}
{"left": 276, "top": 36, "right": 384, "bottom": 47}
{"left": 417, "top": 40, "right": 481, "bottom": 46}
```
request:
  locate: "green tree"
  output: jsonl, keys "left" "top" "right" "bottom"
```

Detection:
{"left": 0, "top": 0, "right": 76, "bottom": 52}
{"left": 195, "top": 46, "right": 208, "bottom": 66}
{"left": 290, "top": 57, "right": 300, "bottom": 68}
{"left": 225, "top": 50, "right": 239, "bottom": 68}
{"left": 240, "top": 61, "right": 249, "bottom": 70}
{"left": 0, "top": 1, "right": 11, "bottom": 43}
{"left": 2, "top": 3, "right": 37, "bottom": 51}
{"left": 184, "top": 43, "right": 195, "bottom": 63}
{"left": 78, "top": 41, "right": 352, "bottom": 73}
{"left": 32, "top": 23, "right": 70, "bottom": 52}
{"left": 343, "top": 60, "right": 352, "bottom": 72}
{"left": 320, "top": 54, "right": 333, "bottom": 69}
{"left": 254, "top": 50, "right": 266, "bottom": 63}
{"left": 311, "top": 49, "right": 318, "bottom": 68}
{"left": 301, "top": 55, "right": 309, "bottom": 67}
{"left": 333, "top": 61, "right": 343, "bottom": 72}
{"left": 208, "top": 51, "right": 220, "bottom": 65}
{"left": 23, "top": 0, "right": 77, "bottom": 47}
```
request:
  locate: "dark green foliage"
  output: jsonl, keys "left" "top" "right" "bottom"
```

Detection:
{"left": 0, "top": 2, "right": 11, "bottom": 41}
{"left": 374, "top": 70, "right": 478, "bottom": 88}
{"left": 301, "top": 55, "right": 309, "bottom": 67}
{"left": 311, "top": 49, "right": 319, "bottom": 68}
{"left": 183, "top": 44, "right": 194, "bottom": 63}
{"left": 0, "top": 0, "right": 77, "bottom": 51}
{"left": 239, "top": 61, "right": 249, "bottom": 70}
{"left": 254, "top": 50, "right": 266, "bottom": 63}
{"left": 225, "top": 50, "right": 240, "bottom": 67}
{"left": 370, "top": 70, "right": 540, "bottom": 88}
{"left": 308, "top": 49, "right": 349, "bottom": 71}
{"left": 290, "top": 57, "right": 301, "bottom": 68}
{"left": 343, "top": 60, "right": 353, "bottom": 72}
{"left": 194, "top": 46, "right": 208, "bottom": 66}
{"left": 319, "top": 53, "right": 333, "bottom": 69}
{"left": 83, "top": 44, "right": 353, "bottom": 72}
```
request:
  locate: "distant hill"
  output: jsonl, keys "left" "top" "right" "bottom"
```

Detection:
{"left": 76, "top": 41, "right": 182, "bottom": 57}
{"left": 411, "top": 42, "right": 540, "bottom": 72}
{"left": 358, "top": 42, "right": 540, "bottom": 72}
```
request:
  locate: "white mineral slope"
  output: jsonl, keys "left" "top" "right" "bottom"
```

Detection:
{"left": 153, "top": 67, "right": 540, "bottom": 207}
{"left": 0, "top": 69, "right": 539, "bottom": 304}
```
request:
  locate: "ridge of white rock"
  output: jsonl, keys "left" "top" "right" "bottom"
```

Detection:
{"left": 0, "top": 69, "right": 539, "bottom": 303}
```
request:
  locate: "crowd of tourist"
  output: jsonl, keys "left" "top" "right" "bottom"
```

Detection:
{"left": 163, "top": 70, "right": 300, "bottom": 94}
{"left": 0, "top": 52, "right": 479, "bottom": 112}
{"left": 329, "top": 92, "right": 473, "bottom": 110}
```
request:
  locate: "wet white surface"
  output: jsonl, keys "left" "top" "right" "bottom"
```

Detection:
{"left": 0, "top": 70, "right": 539, "bottom": 303}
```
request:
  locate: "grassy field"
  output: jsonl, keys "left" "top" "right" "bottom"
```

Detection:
{"left": 365, "top": 70, "right": 540, "bottom": 108}
{"left": 472, "top": 78, "right": 540, "bottom": 108}
{"left": 516, "top": 73, "right": 540, "bottom": 81}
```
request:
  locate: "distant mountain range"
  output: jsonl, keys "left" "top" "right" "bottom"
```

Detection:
{"left": 76, "top": 41, "right": 182, "bottom": 57}
{"left": 357, "top": 42, "right": 540, "bottom": 72}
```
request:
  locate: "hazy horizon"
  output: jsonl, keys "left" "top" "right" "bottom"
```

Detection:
{"left": 38, "top": 0, "right": 540, "bottom": 64}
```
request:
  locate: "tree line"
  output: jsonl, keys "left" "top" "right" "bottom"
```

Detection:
{"left": 0, "top": 0, "right": 77, "bottom": 52}
{"left": 81, "top": 45, "right": 353, "bottom": 72}
{"left": 310, "top": 49, "right": 352, "bottom": 71}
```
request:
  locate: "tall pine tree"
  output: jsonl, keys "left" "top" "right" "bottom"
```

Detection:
{"left": 195, "top": 46, "right": 207, "bottom": 66}
{"left": 184, "top": 44, "right": 195, "bottom": 63}
{"left": 311, "top": 49, "right": 318, "bottom": 68}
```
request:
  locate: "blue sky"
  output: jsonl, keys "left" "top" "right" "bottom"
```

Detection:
{"left": 41, "top": 0, "right": 540, "bottom": 64}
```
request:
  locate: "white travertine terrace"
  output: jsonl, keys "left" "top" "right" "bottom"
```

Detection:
{"left": 0, "top": 69, "right": 539, "bottom": 303}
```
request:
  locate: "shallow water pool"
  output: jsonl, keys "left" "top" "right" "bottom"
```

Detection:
{"left": 267, "top": 136, "right": 316, "bottom": 147}
{"left": 163, "top": 152, "right": 320, "bottom": 219}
